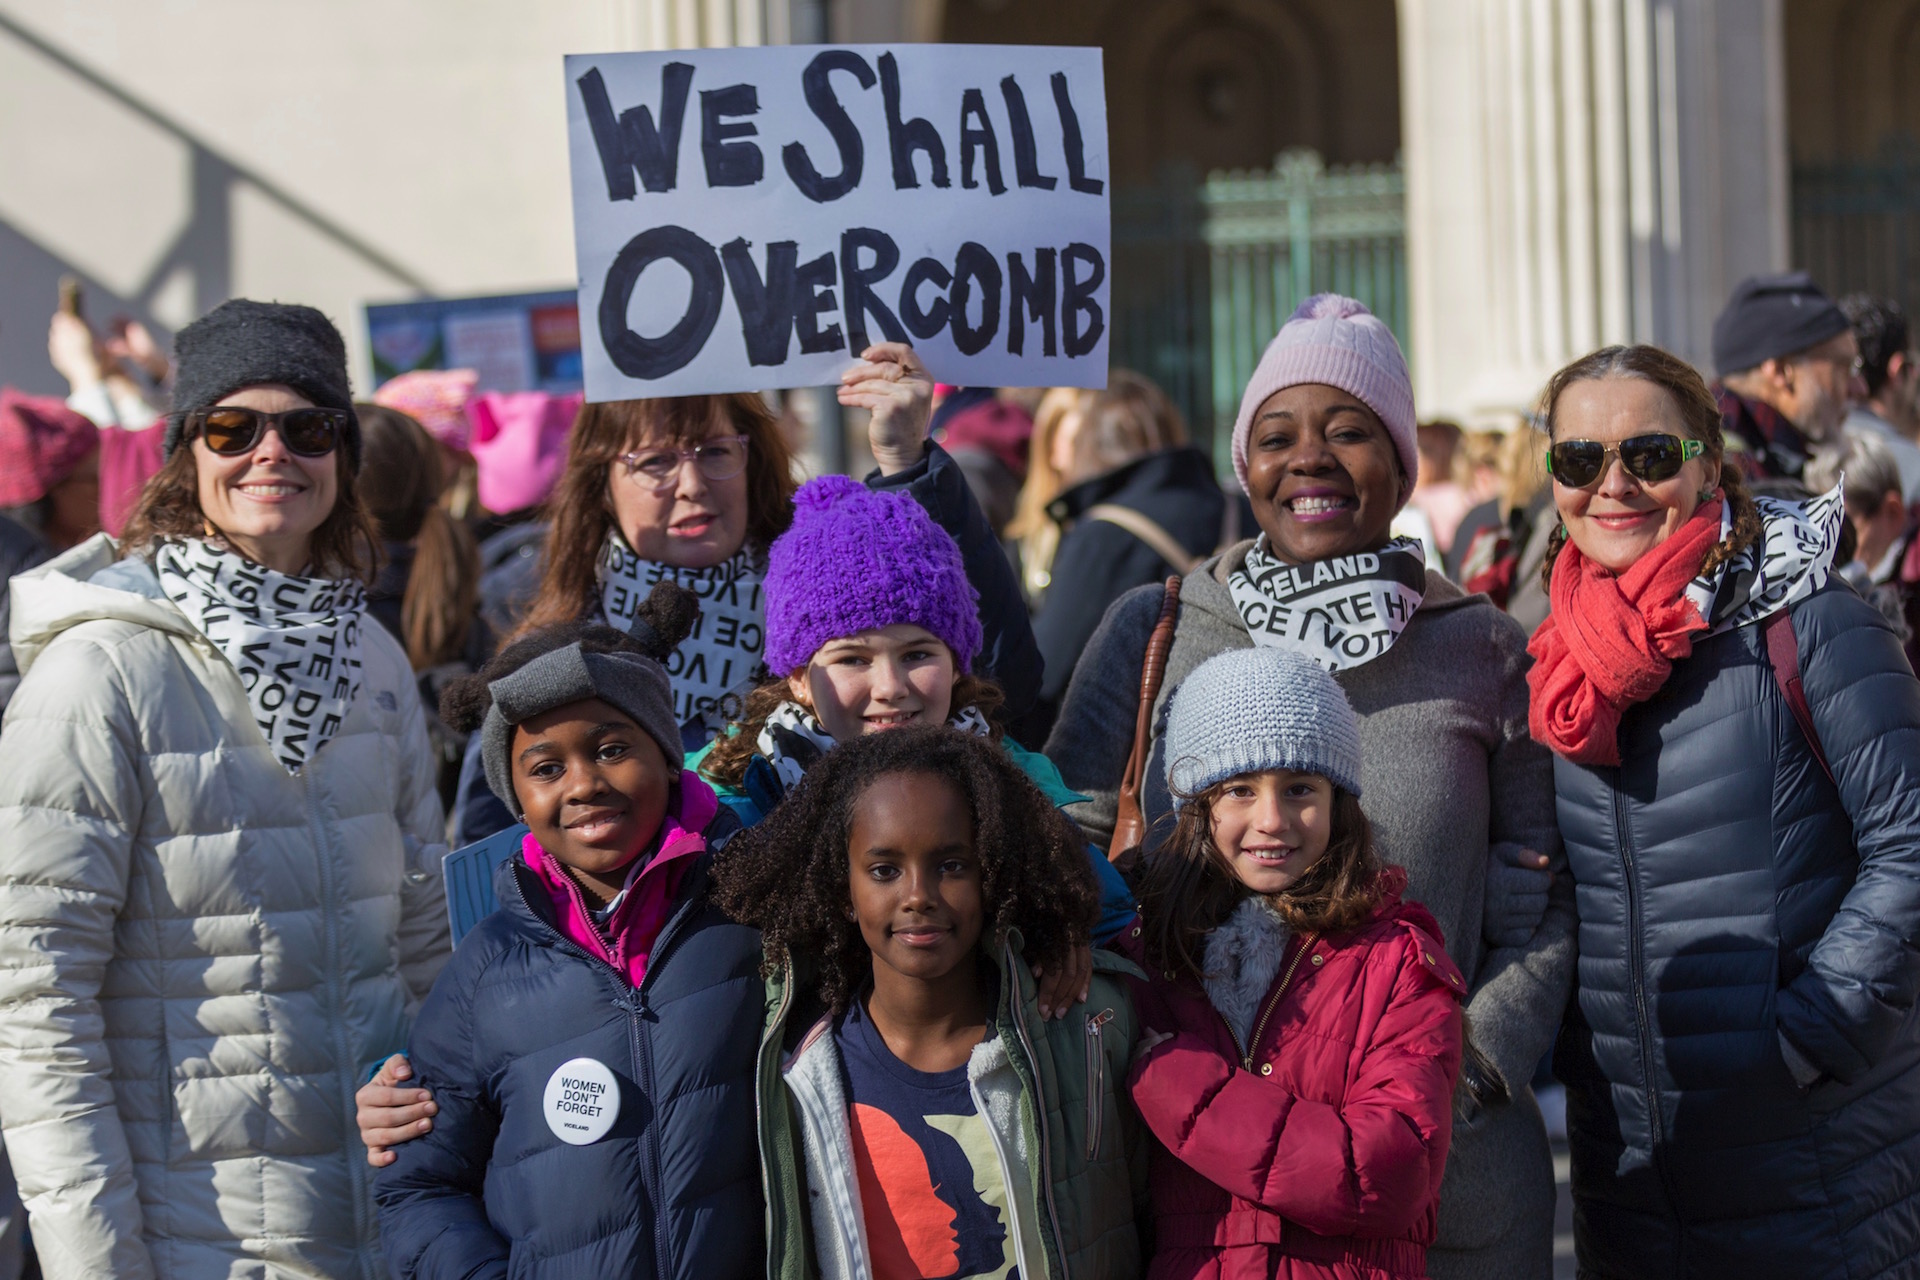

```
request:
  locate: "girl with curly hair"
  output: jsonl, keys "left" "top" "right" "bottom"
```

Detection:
{"left": 1126, "top": 647, "right": 1467, "bottom": 1280}
{"left": 690, "top": 472, "right": 1136, "bottom": 1001}
{"left": 711, "top": 726, "right": 1147, "bottom": 1280}
{"left": 370, "top": 583, "right": 770, "bottom": 1279}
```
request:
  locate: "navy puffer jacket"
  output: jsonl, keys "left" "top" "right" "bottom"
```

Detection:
{"left": 373, "top": 852, "right": 764, "bottom": 1279}
{"left": 1554, "top": 582, "right": 1920, "bottom": 1279}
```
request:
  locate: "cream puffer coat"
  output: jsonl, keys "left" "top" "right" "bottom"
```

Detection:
{"left": 0, "top": 535, "right": 451, "bottom": 1280}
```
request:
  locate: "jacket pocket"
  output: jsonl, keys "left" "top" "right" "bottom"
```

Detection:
{"left": 1085, "top": 1008, "right": 1114, "bottom": 1160}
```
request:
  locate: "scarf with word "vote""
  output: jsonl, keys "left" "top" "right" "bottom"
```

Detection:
{"left": 153, "top": 538, "right": 366, "bottom": 773}
{"left": 1227, "top": 535, "right": 1428, "bottom": 672}
{"left": 599, "top": 531, "right": 768, "bottom": 741}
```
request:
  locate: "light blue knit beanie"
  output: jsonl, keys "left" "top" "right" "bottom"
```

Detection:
{"left": 1163, "top": 648, "right": 1364, "bottom": 806}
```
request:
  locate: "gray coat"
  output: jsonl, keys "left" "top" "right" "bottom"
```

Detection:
{"left": 1047, "top": 541, "right": 1573, "bottom": 1280}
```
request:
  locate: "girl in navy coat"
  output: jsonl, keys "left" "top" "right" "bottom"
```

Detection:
{"left": 373, "top": 583, "right": 764, "bottom": 1280}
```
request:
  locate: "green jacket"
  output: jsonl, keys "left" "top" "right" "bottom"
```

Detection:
{"left": 755, "top": 933, "right": 1148, "bottom": 1280}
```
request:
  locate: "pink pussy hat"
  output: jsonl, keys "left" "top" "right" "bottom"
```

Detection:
{"left": 1229, "top": 294, "right": 1418, "bottom": 503}
{"left": 373, "top": 368, "right": 479, "bottom": 451}
{"left": 467, "top": 390, "right": 584, "bottom": 515}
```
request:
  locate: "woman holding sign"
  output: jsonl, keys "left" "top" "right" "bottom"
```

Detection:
{"left": 1048, "top": 296, "right": 1572, "bottom": 1279}
{"left": 0, "top": 300, "right": 448, "bottom": 1280}
{"left": 448, "top": 341, "right": 1043, "bottom": 845}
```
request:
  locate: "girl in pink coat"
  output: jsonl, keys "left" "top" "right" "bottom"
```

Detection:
{"left": 1126, "top": 647, "right": 1467, "bottom": 1280}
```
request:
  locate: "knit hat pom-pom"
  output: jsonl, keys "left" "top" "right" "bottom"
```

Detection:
{"left": 627, "top": 581, "right": 701, "bottom": 661}
{"left": 793, "top": 473, "right": 867, "bottom": 513}
{"left": 1289, "top": 292, "right": 1374, "bottom": 324}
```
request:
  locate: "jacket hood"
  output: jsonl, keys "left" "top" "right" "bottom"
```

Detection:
{"left": 8, "top": 533, "right": 200, "bottom": 678}
{"left": 1050, "top": 445, "right": 1219, "bottom": 522}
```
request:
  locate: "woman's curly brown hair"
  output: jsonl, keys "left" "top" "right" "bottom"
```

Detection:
{"left": 1537, "top": 344, "right": 1764, "bottom": 589}
{"left": 1136, "top": 784, "right": 1383, "bottom": 986}
{"left": 710, "top": 725, "right": 1099, "bottom": 1015}
{"left": 699, "top": 672, "right": 1006, "bottom": 789}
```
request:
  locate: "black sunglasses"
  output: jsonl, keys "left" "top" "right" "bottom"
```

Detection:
{"left": 186, "top": 406, "right": 349, "bottom": 458}
{"left": 1547, "top": 433, "right": 1704, "bottom": 489}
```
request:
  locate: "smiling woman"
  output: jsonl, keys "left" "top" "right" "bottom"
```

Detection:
{"left": 1526, "top": 345, "right": 1920, "bottom": 1278}
{"left": 0, "top": 299, "right": 448, "bottom": 1280}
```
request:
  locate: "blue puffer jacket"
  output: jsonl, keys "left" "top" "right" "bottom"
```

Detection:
{"left": 373, "top": 852, "right": 765, "bottom": 1279}
{"left": 1553, "top": 582, "right": 1920, "bottom": 1279}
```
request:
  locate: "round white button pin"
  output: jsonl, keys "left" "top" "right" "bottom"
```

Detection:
{"left": 543, "top": 1057, "right": 620, "bottom": 1145}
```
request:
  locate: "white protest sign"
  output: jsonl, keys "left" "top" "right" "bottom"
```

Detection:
{"left": 564, "top": 44, "right": 1110, "bottom": 402}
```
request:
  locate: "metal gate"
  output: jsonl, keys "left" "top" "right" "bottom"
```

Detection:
{"left": 1793, "top": 138, "right": 1920, "bottom": 320}
{"left": 1112, "top": 149, "right": 1409, "bottom": 473}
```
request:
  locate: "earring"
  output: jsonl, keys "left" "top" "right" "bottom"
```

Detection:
{"left": 1698, "top": 488, "right": 1714, "bottom": 503}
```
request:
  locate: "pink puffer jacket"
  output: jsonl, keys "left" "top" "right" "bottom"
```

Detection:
{"left": 1126, "top": 870, "right": 1466, "bottom": 1280}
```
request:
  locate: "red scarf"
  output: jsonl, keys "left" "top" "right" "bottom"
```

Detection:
{"left": 1526, "top": 501, "right": 1724, "bottom": 765}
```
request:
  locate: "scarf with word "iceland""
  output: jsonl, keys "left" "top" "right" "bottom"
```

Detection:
{"left": 1227, "top": 535, "right": 1428, "bottom": 672}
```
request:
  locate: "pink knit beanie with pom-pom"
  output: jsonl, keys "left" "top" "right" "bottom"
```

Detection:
{"left": 1229, "top": 294, "right": 1418, "bottom": 502}
{"left": 761, "top": 474, "right": 983, "bottom": 676}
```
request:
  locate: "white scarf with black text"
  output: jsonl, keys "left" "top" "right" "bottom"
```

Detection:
{"left": 1227, "top": 535, "right": 1428, "bottom": 672}
{"left": 1686, "top": 483, "right": 1844, "bottom": 635}
{"left": 154, "top": 538, "right": 365, "bottom": 773}
{"left": 599, "top": 532, "right": 768, "bottom": 741}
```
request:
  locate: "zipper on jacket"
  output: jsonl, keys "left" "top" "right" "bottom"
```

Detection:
{"left": 509, "top": 869, "right": 680, "bottom": 1278}
{"left": 1004, "top": 940, "right": 1070, "bottom": 1280}
{"left": 1084, "top": 1009, "right": 1114, "bottom": 1160}
{"left": 1614, "top": 776, "right": 1664, "bottom": 1150}
{"left": 757, "top": 957, "right": 796, "bottom": 1268}
{"left": 1240, "top": 933, "right": 1319, "bottom": 1072}
{"left": 303, "top": 772, "right": 375, "bottom": 1280}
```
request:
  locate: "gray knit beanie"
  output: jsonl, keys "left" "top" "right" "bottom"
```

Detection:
{"left": 1163, "top": 647, "right": 1364, "bottom": 806}
{"left": 166, "top": 298, "right": 361, "bottom": 470}
{"left": 473, "top": 583, "right": 699, "bottom": 813}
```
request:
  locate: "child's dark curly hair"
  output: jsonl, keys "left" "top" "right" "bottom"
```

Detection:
{"left": 439, "top": 582, "right": 698, "bottom": 733}
{"left": 711, "top": 725, "right": 1100, "bottom": 1015}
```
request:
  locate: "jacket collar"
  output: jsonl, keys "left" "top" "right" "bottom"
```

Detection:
{"left": 8, "top": 533, "right": 204, "bottom": 677}
{"left": 507, "top": 777, "right": 721, "bottom": 982}
{"left": 1049, "top": 446, "right": 1216, "bottom": 522}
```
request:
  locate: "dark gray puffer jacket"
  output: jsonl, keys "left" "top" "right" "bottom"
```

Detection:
{"left": 1554, "top": 581, "right": 1920, "bottom": 1279}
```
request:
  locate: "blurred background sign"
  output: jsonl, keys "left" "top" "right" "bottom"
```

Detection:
{"left": 366, "top": 289, "right": 583, "bottom": 394}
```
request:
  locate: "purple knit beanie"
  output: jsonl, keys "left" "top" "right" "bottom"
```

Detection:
{"left": 762, "top": 475, "right": 983, "bottom": 676}
{"left": 1229, "top": 294, "right": 1418, "bottom": 503}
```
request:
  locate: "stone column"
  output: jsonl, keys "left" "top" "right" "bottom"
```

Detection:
{"left": 1397, "top": 0, "right": 1790, "bottom": 422}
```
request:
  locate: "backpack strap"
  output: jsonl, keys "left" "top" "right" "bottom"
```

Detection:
{"left": 1764, "top": 608, "right": 1836, "bottom": 787}
{"left": 1111, "top": 577, "right": 1182, "bottom": 866}
{"left": 1086, "top": 504, "right": 1204, "bottom": 575}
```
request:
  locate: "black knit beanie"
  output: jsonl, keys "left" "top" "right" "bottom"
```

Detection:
{"left": 1712, "top": 271, "right": 1851, "bottom": 378}
{"left": 166, "top": 299, "right": 360, "bottom": 470}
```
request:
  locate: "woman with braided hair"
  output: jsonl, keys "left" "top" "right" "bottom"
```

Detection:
{"left": 1528, "top": 344, "right": 1920, "bottom": 1277}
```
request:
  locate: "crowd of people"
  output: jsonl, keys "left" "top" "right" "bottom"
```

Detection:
{"left": 0, "top": 265, "right": 1917, "bottom": 1280}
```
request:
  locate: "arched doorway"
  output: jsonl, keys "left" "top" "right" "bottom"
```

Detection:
{"left": 941, "top": 0, "right": 1403, "bottom": 450}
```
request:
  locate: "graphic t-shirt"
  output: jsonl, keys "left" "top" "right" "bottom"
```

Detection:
{"left": 835, "top": 998, "right": 1020, "bottom": 1280}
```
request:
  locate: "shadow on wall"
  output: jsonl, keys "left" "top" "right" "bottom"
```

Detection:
{"left": 0, "top": 10, "right": 429, "bottom": 394}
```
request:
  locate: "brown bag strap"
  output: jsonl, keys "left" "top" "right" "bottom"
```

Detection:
{"left": 1111, "top": 576, "right": 1183, "bottom": 865}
